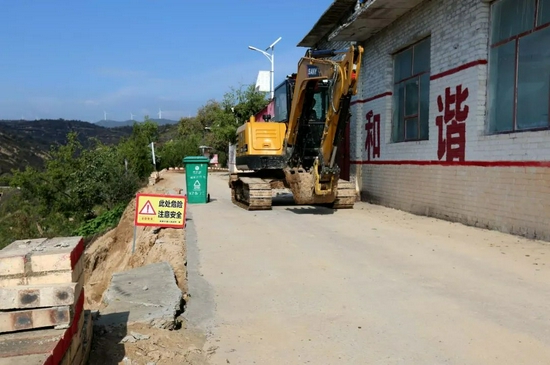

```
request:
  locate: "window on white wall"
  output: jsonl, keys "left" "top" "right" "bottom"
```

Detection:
{"left": 391, "top": 37, "right": 431, "bottom": 143}
{"left": 488, "top": 0, "right": 550, "bottom": 133}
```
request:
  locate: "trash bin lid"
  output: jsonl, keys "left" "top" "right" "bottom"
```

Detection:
{"left": 183, "top": 156, "right": 210, "bottom": 164}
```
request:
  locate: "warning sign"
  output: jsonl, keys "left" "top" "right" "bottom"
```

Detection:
{"left": 139, "top": 200, "right": 156, "bottom": 215}
{"left": 134, "top": 193, "right": 187, "bottom": 228}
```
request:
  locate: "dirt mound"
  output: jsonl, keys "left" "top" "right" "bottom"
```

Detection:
{"left": 83, "top": 174, "right": 187, "bottom": 310}
{"left": 84, "top": 171, "right": 209, "bottom": 364}
{"left": 89, "top": 322, "right": 209, "bottom": 365}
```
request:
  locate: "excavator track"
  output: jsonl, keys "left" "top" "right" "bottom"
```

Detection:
{"left": 229, "top": 174, "right": 273, "bottom": 211}
{"left": 331, "top": 179, "right": 357, "bottom": 209}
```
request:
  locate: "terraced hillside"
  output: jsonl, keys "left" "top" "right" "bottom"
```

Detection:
{"left": 0, "top": 119, "right": 132, "bottom": 175}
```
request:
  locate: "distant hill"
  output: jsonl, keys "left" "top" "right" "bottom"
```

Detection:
{"left": 95, "top": 118, "right": 179, "bottom": 128}
{"left": 0, "top": 119, "right": 132, "bottom": 175}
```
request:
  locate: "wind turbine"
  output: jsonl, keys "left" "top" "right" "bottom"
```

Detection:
{"left": 103, "top": 111, "right": 108, "bottom": 121}
{"left": 158, "top": 108, "right": 162, "bottom": 119}
{"left": 130, "top": 113, "right": 135, "bottom": 121}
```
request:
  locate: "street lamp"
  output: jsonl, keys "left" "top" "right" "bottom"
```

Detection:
{"left": 248, "top": 36, "right": 282, "bottom": 100}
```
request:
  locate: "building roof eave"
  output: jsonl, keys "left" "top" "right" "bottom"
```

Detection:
{"left": 328, "top": 0, "right": 426, "bottom": 43}
{"left": 297, "top": 0, "right": 358, "bottom": 48}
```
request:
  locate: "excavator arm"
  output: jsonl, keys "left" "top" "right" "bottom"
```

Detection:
{"left": 283, "top": 43, "right": 363, "bottom": 195}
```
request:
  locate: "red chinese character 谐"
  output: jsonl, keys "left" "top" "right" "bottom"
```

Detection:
{"left": 436, "top": 85, "right": 469, "bottom": 161}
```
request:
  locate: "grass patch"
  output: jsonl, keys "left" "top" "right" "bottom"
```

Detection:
{"left": 73, "top": 203, "right": 126, "bottom": 238}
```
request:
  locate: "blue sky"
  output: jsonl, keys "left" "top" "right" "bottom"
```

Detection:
{"left": 0, "top": 0, "right": 334, "bottom": 123}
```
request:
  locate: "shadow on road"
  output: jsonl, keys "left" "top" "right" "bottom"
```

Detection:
{"left": 272, "top": 192, "right": 336, "bottom": 215}
{"left": 272, "top": 193, "right": 295, "bottom": 207}
{"left": 286, "top": 206, "right": 335, "bottom": 215}
{"left": 89, "top": 311, "right": 129, "bottom": 365}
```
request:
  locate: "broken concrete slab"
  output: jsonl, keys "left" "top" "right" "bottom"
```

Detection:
{"left": 97, "top": 262, "right": 183, "bottom": 330}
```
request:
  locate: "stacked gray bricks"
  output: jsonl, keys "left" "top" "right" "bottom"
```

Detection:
{"left": 0, "top": 237, "right": 93, "bottom": 365}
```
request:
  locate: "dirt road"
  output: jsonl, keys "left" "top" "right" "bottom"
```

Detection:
{"left": 184, "top": 172, "right": 550, "bottom": 365}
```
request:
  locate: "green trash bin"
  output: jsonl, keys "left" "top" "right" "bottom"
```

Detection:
{"left": 183, "top": 156, "right": 210, "bottom": 204}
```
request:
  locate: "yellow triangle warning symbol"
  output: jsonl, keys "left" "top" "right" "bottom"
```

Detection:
{"left": 139, "top": 200, "right": 156, "bottom": 215}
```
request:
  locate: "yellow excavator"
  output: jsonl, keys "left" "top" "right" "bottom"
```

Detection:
{"left": 229, "top": 43, "right": 364, "bottom": 210}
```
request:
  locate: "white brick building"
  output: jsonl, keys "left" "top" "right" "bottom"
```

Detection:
{"left": 299, "top": 0, "right": 550, "bottom": 240}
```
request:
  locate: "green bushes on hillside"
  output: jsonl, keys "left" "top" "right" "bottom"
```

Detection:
{"left": 0, "top": 83, "right": 268, "bottom": 249}
{"left": 0, "top": 121, "right": 156, "bottom": 248}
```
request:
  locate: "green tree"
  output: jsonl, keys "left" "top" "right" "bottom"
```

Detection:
{"left": 117, "top": 117, "right": 159, "bottom": 178}
{"left": 156, "top": 137, "right": 201, "bottom": 170}
{"left": 202, "top": 84, "right": 268, "bottom": 166}
{"left": 222, "top": 83, "right": 269, "bottom": 123}
{"left": 177, "top": 116, "right": 205, "bottom": 141}
{"left": 1, "top": 124, "right": 151, "bottom": 247}
{"left": 73, "top": 141, "right": 140, "bottom": 210}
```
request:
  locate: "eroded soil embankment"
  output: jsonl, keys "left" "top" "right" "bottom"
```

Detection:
{"left": 84, "top": 171, "right": 210, "bottom": 365}
{"left": 83, "top": 174, "right": 187, "bottom": 310}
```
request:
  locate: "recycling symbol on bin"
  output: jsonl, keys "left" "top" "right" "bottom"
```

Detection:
{"left": 194, "top": 180, "right": 201, "bottom": 190}
{"left": 195, "top": 166, "right": 199, "bottom": 171}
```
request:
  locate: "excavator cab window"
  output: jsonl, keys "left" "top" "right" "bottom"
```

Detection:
{"left": 296, "top": 80, "right": 330, "bottom": 169}
{"left": 310, "top": 81, "right": 329, "bottom": 122}
{"left": 273, "top": 78, "right": 296, "bottom": 123}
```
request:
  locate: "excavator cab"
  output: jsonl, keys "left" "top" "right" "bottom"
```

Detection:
{"left": 272, "top": 74, "right": 330, "bottom": 170}
{"left": 295, "top": 80, "right": 330, "bottom": 170}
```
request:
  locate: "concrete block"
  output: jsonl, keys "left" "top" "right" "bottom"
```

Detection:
{"left": 0, "top": 305, "right": 72, "bottom": 334}
{"left": 0, "top": 239, "right": 47, "bottom": 276}
{"left": 0, "top": 282, "right": 78, "bottom": 310}
{"left": 71, "top": 344, "right": 83, "bottom": 365}
{"left": 61, "top": 309, "right": 90, "bottom": 365}
{"left": 98, "top": 262, "right": 183, "bottom": 329}
{"left": 0, "top": 255, "right": 83, "bottom": 288}
{"left": 60, "top": 351, "right": 71, "bottom": 365}
{"left": 0, "top": 326, "right": 64, "bottom": 359}
{"left": 0, "top": 236, "right": 83, "bottom": 284}
{"left": 0, "top": 291, "right": 83, "bottom": 361}
{"left": 29, "top": 237, "right": 84, "bottom": 274}
{"left": 65, "top": 305, "right": 85, "bottom": 364}
{"left": 0, "top": 353, "right": 49, "bottom": 365}
{"left": 80, "top": 310, "right": 93, "bottom": 365}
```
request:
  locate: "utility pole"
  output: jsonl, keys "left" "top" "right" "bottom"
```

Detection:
{"left": 248, "top": 36, "right": 282, "bottom": 100}
{"left": 150, "top": 142, "right": 156, "bottom": 168}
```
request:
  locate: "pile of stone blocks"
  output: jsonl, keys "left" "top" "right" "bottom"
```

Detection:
{"left": 148, "top": 171, "right": 160, "bottom": 186}
{"left": 0, "top": 237, "right": 93, "bottom": 365}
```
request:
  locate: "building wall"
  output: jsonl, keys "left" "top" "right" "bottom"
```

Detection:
{"left": 254, "top": 100, "right": 275, "bottom": 122}
{"left": 323, "top": 0, "right": 550, "bottom": 240}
